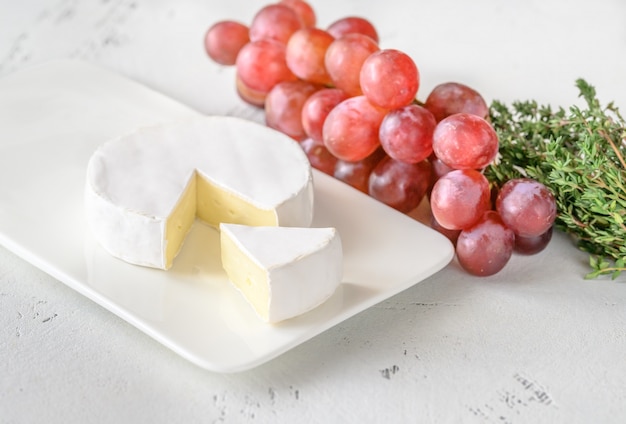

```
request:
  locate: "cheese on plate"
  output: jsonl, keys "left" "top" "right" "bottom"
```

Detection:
{"left": 85, "top": 116, "right": 314, "bottom": 269}
{"left": 219, "top": 223, "right": 343, "bottom": 323}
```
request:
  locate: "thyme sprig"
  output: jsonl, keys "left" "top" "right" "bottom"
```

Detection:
{"left": 485, "top": 79, "right": 626, "bottom": 279}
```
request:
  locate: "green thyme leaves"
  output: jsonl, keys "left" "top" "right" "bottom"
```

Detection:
{"left": 485, "top": 79, "right": 626, "bottom": 279}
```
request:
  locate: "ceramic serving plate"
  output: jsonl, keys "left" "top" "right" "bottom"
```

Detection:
{"left": 0, "top": 60, "right": 454, "bottom": 372}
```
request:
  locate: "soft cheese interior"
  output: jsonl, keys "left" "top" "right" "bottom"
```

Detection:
{"left": 165, "top": 171, "right": 280, "bottom": 269}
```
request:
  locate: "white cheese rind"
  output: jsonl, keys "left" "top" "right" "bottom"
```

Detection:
{"left": 219, "top": 223, "right": 343, "bottom": 323}
{"left": 85, "top": 116, "right": 314, "bottom": 269}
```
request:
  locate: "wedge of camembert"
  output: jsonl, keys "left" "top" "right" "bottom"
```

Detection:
{"left": 219, "top": 223, "right": 343, "bottom": 323}
{"left": 85, "top": 116, "right": 314, "bottom": 269}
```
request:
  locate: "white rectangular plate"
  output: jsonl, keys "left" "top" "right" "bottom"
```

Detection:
{"left": 0, "top": 60, "right": 454, "bottom": 372}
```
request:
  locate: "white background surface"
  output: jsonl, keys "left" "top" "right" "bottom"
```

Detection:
{"left": 1, "top": 0, "right": 626, "bottom": 422}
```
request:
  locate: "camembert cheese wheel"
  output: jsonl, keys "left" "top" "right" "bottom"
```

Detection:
{"left": 219, "top": 223, "right": 343, "bottom": 323}
{"left": 85, "top": 116, "right": 314, "bottom": 269}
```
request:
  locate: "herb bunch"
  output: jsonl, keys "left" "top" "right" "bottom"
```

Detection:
{"left": 485, "top": 79, "right": 626, "bottom": 279}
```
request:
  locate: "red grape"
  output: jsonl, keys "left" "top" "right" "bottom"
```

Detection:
{"left": 360, "top": 49, "right": 419, "bottom": 110}
{"left": 301, "top": 88, "right": 348, "bottom": 142}
{"left": 424, "top": 82, "right": 489, "bottom": 122}
{"left": 201, "top": 3, "right": 562, "bottom": 278}
{"left": 204, "top": 21, "right": 249, "bottom": 66}
{"left": 430, "top": 169, "right": 491, "bottom": 230}
{"left": 300, "top": 138, "right": 337, "bottom": 175}
{"left": 456, "top": 210, "right": 515, "bottom": 276}
{"left": 432, "top": 113, "right": 499, "bottom": 170}
{"left": 496, "top": 178, "right": 557, "bottom": 237}
{"left": 430, "top": 213, "right": 461, "bottom": 245}
{"left": 279, "top": 0, "right": 316, "bottom": 27}
{"left": 322, "top": 95, "right": 386, "bottom": 161}
{"left": 327, "top": 16, "right": 379, "bottom": 43}
{"left": 236, "top": 39, "right": 297, "bottom": 94}
{"left": 286, "top": 27, "right": 334, "bottom": 85}
{"left": 515, "top": 227, "right": 553, "bottom": 254}
{"left": 235, "top": 75, "right": 267, "bottom": 107}
{"left": 334, "top": 148, "right": 386, "bottom": 193}
{"left": 428, "top": 154, "right": 455, "bottom": 194}
{"left": 265, "top": 80, "right": 320, "bottom": 140}
{"left": 368, "top": 157, "right": 431, "bottom": 213}
{"left": 379, "top": 104, "right": 436, "bottom": 164}
{"left": 249, "top": 4, "right": 302, "bottom": 44}
{"left": 325, "top": 33, "right": 379, "bottom": 97}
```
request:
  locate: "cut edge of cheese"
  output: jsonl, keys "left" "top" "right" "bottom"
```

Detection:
{"left": 219, "top": 223, "right": 343, "bottom": 324}
{"left": 163, "top": 171, "right": 283, "bottom": 269}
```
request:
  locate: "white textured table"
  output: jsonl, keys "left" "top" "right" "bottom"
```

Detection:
{"left": 1, "top": 1, "right": 626, "bottom": 422}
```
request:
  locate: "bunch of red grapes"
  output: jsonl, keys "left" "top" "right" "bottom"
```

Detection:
{"left": 204, "top": 0, "right": 557, "bottom": 277}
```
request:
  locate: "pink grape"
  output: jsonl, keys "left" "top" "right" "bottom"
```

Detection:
{"left": 280, "top": 0, "right": 316, "bottom": 27}
{"left": 322, "top": 95, "right": 386, "bottom": 161}
{"left": 236, "top": 39, "right": 297, "bottom": 94}
{"left": 368, "top": 157, "right": 431, "bottom": 213}
{"left": 325, "top": 33, "right": 379, "bottom": 97}
{"left": 204, "top": 4, "right": 558, "bottom": 279}
{"left": 265, "top": 80, "right": 321, "bottom": 140}
{"left": 430, "top": 169, "right": 491, "bottom": 230}
{"left": 379, "top": 104, "right": 436, "bottom": 164}
{"left": 235, "top": 75, "right": 267, "bottom": 107}
{"left": 327, "top": 16, "right": 379, "bottom": 43}
{"left": 204, "top": 21, "right": 249, "bottom": 66}
{"left": 432, "top": 113, "right": 499, "bottom": 170}
{"left": 424, "top": 82, "right": 489, "bottom": 122}
{"left": 249, "top": 4, "right": 302, "bottom": 44}
{"left": 334, "top": 148, "right": 386, "bottom": 193}
{"left": 301, "top": 88, "right": 348, "bottom": 142}
{"left": 496, "top": 178, "right": 557, "bottom": 237}
{"left": 286, "top": 27, "right": 334, "bottom": 85}
{"left": 300, "top": 138, "right": 337, "bottom": 175}
{"left": 456, "top": 210, "right": 515, "bottom": 276}
{"left": 360, "top": 49, "right": 419, "bottom": 110}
